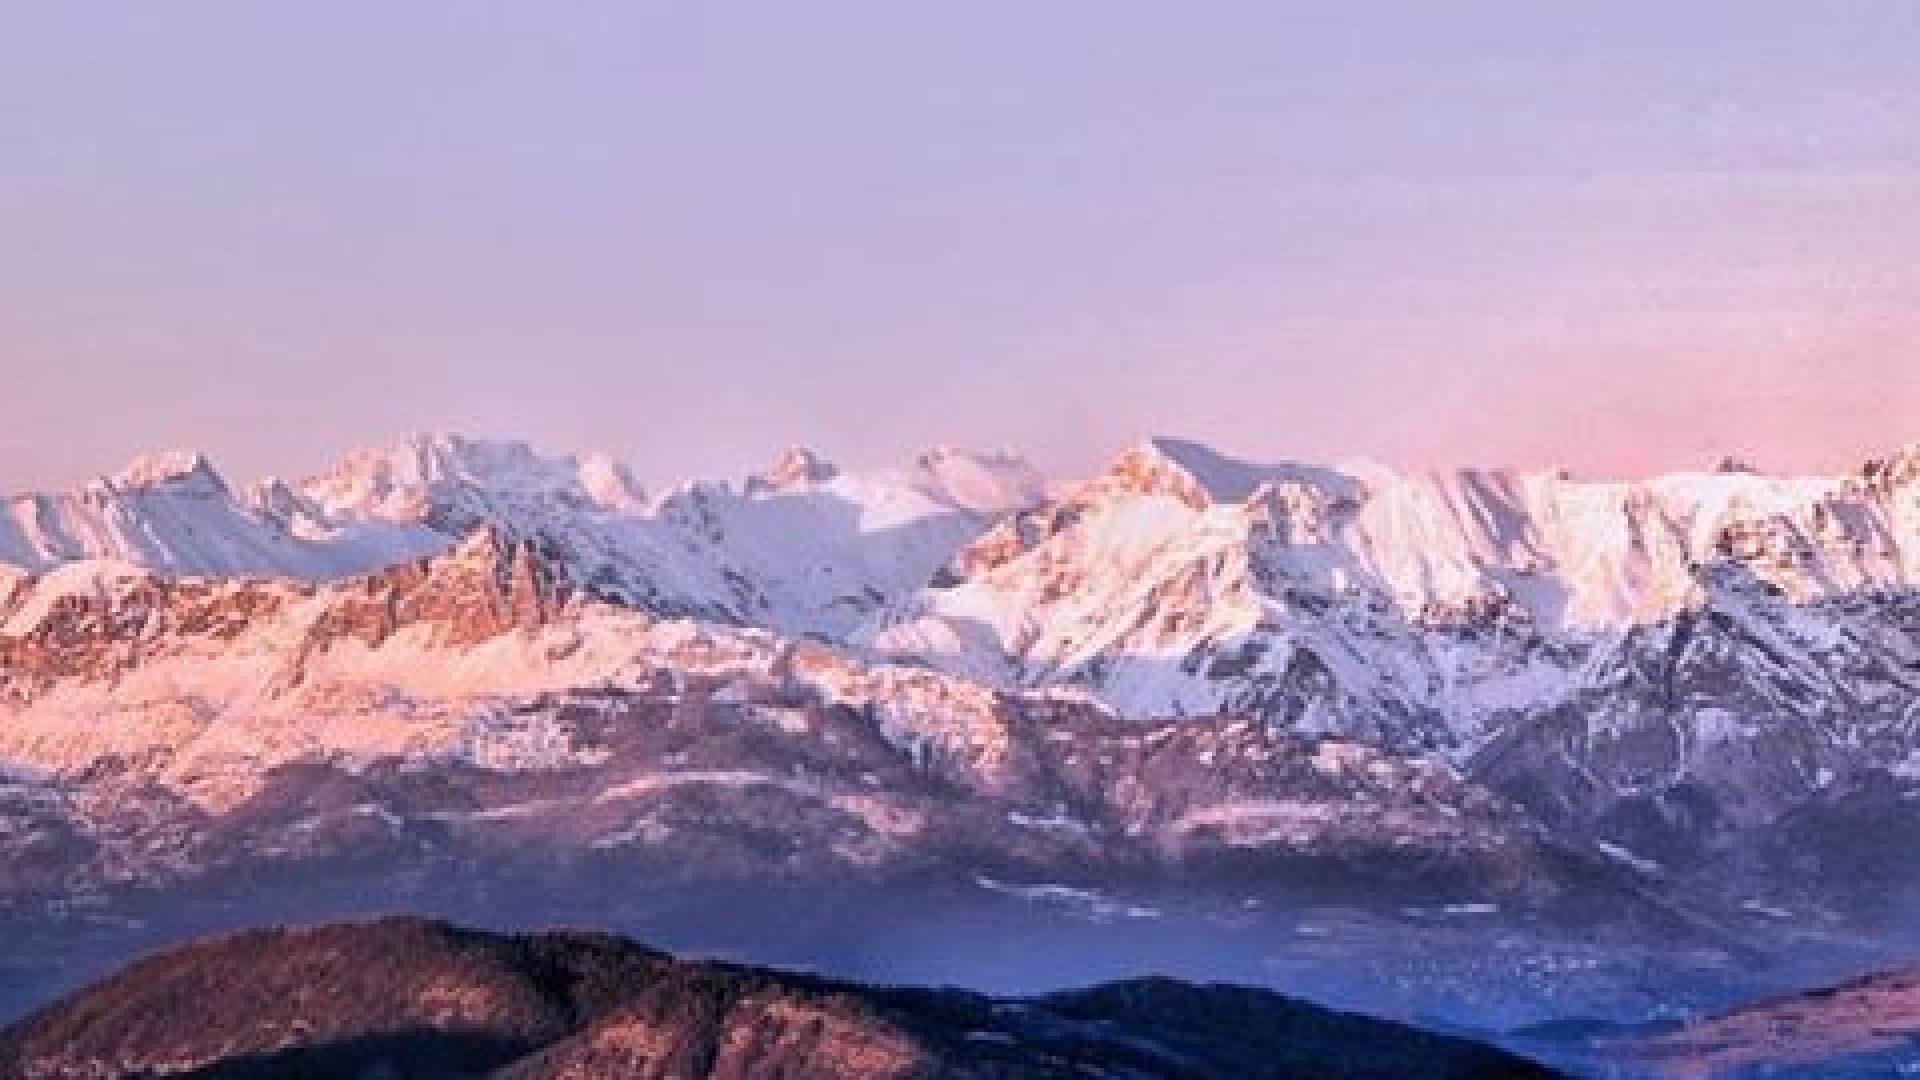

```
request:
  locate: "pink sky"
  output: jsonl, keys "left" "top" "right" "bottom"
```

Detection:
{"left": 3, "top": 4, "right": 1917, "bottom": 488}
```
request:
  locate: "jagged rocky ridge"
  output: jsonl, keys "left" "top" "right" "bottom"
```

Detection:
{"left": 2, "top": 434, "right": 1919, "bottom": 950}
{"left": 0, "top": 916, "right": 1562, "bottom": 1079}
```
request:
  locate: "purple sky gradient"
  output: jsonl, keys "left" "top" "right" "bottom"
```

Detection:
{"left": 4, "top": 3, "right": 1918, "bottom": 488}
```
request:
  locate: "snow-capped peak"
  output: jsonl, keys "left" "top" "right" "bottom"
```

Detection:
{"left": 749, "top": 446, "right": 838, "bottom": 494}
{"left": 1084, "top": 438, "right": 1362, "bottom": 510}
{"left": 297, "top": 432, "right": 642, "bottom": 522}
{"left": 896, "top": 445, "right": 1048, "bottom": 514}
{"left": 577, "top": 451, "right": 647, "bottom": 512}
{"left": 1081, "top": 439, "right": 1216, "bottom": 508}
{"left": 108, "top": 450, "right": 229, "bottom": 497}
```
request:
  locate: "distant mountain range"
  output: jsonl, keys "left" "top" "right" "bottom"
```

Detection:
{"left": 3, "top": 433, "right": 1919, "bottom": 1041}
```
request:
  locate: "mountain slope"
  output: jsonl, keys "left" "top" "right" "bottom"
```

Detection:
{"left": 0, "top": 522, "right": 1609, "bottom": 911}
{"left": 1620, "top": 963, "right": 1920, "bottom": 1078}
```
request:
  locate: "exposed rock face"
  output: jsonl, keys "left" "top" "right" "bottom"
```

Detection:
{"left": 0, "top": 916, "right": 1563, "bottom": 1079}
{"left": 0, "top": 528, "right": 571, "bottom": 697}
{"left": 311, "top": 526, "right": 578, "bottom": 648}
{"left": 1470, "top": 575, "right": 1920, "bottom": 874}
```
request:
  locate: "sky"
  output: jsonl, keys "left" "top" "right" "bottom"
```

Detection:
{"left": 4, "top": 2, "right": 1919, "bottom": 489}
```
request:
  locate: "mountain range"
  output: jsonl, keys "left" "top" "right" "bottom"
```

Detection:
{"left": 3, "top": 432, "right": 1919, "bottom": 1046}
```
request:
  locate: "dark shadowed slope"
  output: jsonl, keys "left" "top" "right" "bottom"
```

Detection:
{"left": 0, "top": 916, "right": 1560, "bottom": 1079}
